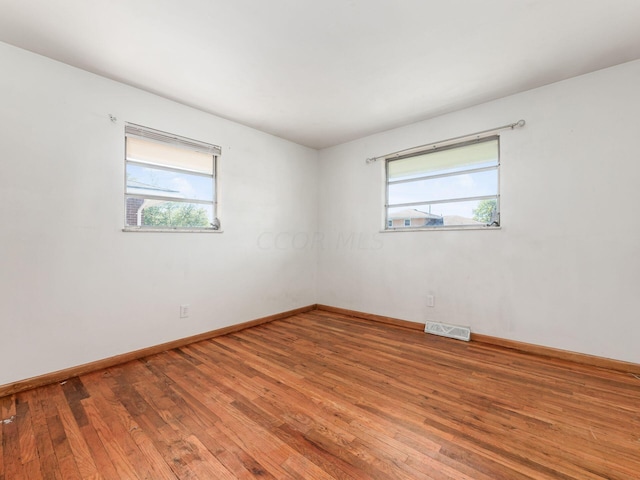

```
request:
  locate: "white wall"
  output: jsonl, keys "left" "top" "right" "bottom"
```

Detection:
{"left": 0, "top": 42, "right": 318, "bottom": 385}
{"left": 2, "top": 42, "right": 638, "bottom": 387}
{"left": 317, "top": 59, "right": 640, "bottom": 364}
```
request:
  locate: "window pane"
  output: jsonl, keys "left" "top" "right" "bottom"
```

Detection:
{"left": 388, "top": 198, "right": 498, "bottom": 227}
{"left": 388, "top": 138, "right": 498, "bottom": 181}
{"left": 126, "top": 163, "right": 213, "bottom": 201}
{"left": 387, "top": 207, "right": 445, "bottom": 228}
{"left": 126, "top": 136, "right": 213, "bottom": 174}
{"left": 125, "top": 198, "right": 213, "bottom": 228}
{"left": 388, "top": 169, "right": 497, "bottom": 205}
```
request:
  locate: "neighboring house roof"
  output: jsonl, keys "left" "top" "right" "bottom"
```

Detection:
{"left": 127, "top": 180, "right": 182, "bottom": 199}
{"left": 388, "top": 208, "right": 442, "bottom": 220}
{"left": 390, "top": 209, "right": 483, "bottom": 225}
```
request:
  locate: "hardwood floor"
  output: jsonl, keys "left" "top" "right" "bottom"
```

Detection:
{"left": 2, "top": 310, "right": 639, "bottom": 479}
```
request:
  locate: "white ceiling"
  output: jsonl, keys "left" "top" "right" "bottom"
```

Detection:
{"left": 1, "top": 0, "right": 640, "bottom": 149}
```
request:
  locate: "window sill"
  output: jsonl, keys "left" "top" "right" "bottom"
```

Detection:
{"left": 122, "top": 227, "right": 224, "bottom": 233}
{"left": 381, "top": 225, "right": 501, "bottom": 233}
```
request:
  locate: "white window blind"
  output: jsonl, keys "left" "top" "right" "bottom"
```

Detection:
{"left": 126, "top": 137, "right": 213, "bottom": 174}
{"left": 388, "top": 140, "right": 499, "bottom": 180}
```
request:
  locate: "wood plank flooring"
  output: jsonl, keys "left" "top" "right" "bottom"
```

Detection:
{"left": 2, "top": 310, "right": 639, "bottom": 479}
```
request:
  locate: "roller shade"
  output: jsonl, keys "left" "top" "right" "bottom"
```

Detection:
{"left": 388, "top": 137, "right": 498, "bottom": 180}
{"left": 125, "top": 123, "right": 220, "bottom": 175}
{"left": 126, "top": 136, "right": 214, "bottom": 174}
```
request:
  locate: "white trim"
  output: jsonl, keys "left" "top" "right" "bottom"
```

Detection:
{"left": 122, "top": 227, "right": 224, "bottom": 233}
{"left": 380, "top": 226, "right": 501, "bottom": 233}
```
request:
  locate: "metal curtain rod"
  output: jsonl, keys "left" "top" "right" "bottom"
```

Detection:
{"left": 365, "top": 119, "right": 526, "bottom": 164}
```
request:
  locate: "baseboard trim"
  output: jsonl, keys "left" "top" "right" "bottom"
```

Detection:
{"left": 0, "top": 304, "right": 317, "bottom": 398}
{"left": 316, "top": 304, "right": 425, "bottom": 331}
{"left": 470, "top": 333, "right": 640, "bottom": 374}
{"left": 315, "top": 305, "right": 640, "bottom": 375}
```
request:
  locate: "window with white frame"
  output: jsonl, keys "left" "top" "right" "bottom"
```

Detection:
{"left": 124, "top": 123, "right": 220, "bottom": 231}
{"left": 386, "top": 136, "right": 500, "bottom": 229}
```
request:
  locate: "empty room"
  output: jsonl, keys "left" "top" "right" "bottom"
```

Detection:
{"left": 1, "top": 1, "right": 639, "bottom": 478}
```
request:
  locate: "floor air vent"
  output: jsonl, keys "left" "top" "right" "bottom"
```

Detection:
{"left": 425, "top": 321, "right": 471, "bottom": 342}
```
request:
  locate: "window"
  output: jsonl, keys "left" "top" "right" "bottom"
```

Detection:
{"left": 386, "top": 136, "right": 499, "bottom": 229}
{"left": 124, "top": 123, "right": 221, "bottom": 231}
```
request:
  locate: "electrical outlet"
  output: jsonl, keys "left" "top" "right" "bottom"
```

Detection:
{"left": 180, "top": 304, "right": 190, "bottom": 318}
{"left": 427, "top": 295, "right": 435, "bottom": 307}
